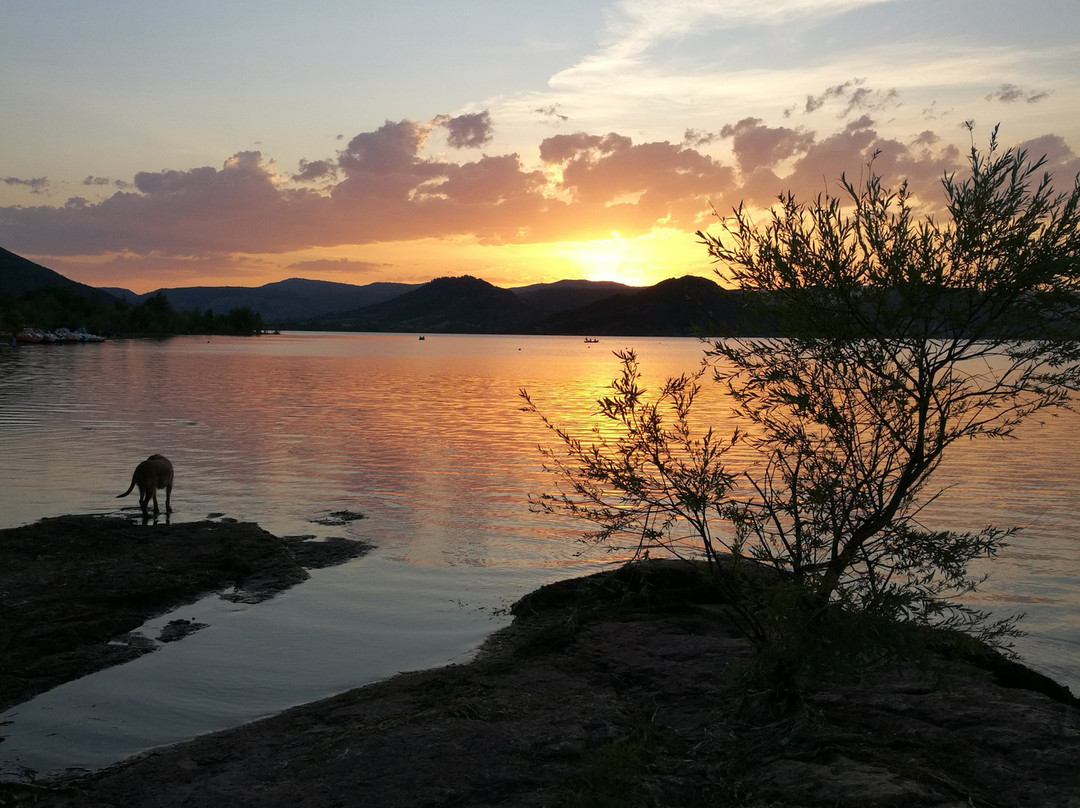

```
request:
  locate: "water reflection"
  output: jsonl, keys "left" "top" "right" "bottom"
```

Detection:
{"left": 0, "top": 332, "right": 1078, "bottom": 776}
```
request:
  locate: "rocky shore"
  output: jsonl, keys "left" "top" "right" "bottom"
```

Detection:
{"left": 2, "top": 516, "right": 1079, "bottom": 807}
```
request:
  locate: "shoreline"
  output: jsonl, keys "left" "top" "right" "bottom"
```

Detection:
{"left": 0, "top": 514, "right": 372, "bottom": 714}
{"left": 2, "top": 516, "right": 1079, "bottom": 807}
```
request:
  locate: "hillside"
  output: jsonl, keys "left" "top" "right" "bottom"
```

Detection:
{"left": 109, "top": 278, "right": 420, "bottom": 322}
{"left": 512, "top": 279, "right": 631, "bottom": 317}
{"left": 534, "top": 275, "right": 761, "bottom": 336}
{"left": 0, "top": 247, "right": 115, "bottom": 302}
{"left": 322, "top": 275, "right": 542, "bottom": 333}
{"left": 1, "top": 246, "right": 755, "bottom": 337}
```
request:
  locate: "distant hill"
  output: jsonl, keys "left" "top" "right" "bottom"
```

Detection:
{"left": 109, "top": 278, "right": 421, "bottom": 322}
{"left": 322, "top": 275, "right": 542, "bottom": 333}
{"left": 0, "top": 247, "right": 116, "bottom": 302}
{"left": 316, "top": 274, "right": 761, "bottom": 336}
{"left": 512, "top": 279, "right": 631, "bottom": 317}
{"left": 0, "top": 246, "right": 761, "bottom": 336}
{"left": 533, "top": 275, "right": 762, "bottom": 336}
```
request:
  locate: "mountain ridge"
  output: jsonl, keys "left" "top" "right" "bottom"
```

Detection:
{"left": 0, "top": 247, "right": 118, "bottom": 302}
{"left": 1, "top": 246, "right": 737, "bottom": 336}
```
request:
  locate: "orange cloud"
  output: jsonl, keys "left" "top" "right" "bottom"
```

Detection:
{"left": 2, "top": 112, "right": 1074, "bottom": 292}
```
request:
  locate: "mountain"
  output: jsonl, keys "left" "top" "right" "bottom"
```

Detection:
{"left": 0, "top": 247, "right": 115, "bottom": 301}
{"left": 108, "top": 278, "right": 421, "bottom": 322}
{"left": 316, "top": 274, "right": 760, "bottom": 336}
{"left": 0, "top": 246, "right": 758, "bottom": 336}
{"left": 512, "top": 279, "right": 632, "bottom": 317}
{"left": 322, "top": 275, "right": 541, "bottom": 333}
{"left": 533, "top": 275, "right": 760, "bottom": 336}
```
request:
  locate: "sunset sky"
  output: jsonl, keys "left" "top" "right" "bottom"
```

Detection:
{"left": 2, "top": 0, "right": 1079, "bottom": 293}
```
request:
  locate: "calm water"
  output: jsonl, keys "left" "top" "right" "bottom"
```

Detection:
{"left": 1, "top": 333, "right": 1078, "bottom": 778}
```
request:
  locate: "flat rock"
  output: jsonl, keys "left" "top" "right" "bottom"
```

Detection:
{"left": 0, "top": 515, "right": 371, "bottom": 711}
{"left": 2, "top": 560, "right": 1077, "bottom": 807}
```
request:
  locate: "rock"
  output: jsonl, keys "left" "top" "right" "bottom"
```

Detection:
{"left": 2, "top": 552, "right": 1077, "bottom": 808}
{"left": 0, "top": 515, "right": 371, "bottom": 711}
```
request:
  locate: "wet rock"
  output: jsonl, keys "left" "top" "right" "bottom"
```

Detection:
{"left": 0, "top": 515, "right": 371, "bottom": 712}
{"left": 158, "top": 619, "right": 209, "bottom": 643}
{"left": 2, "top": 556, "right": 1077, "bottom": 808}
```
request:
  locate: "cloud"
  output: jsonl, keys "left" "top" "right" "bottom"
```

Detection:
{"left": 720, "top": 118, "right": 816, "bottom": 173}
{"left": 0, "top": 112, "right": 1071, "bottom": 271}
{"left": 1017, "top": 134, "right": 1080, "bottom": 184}
{"left": 423, "top": 154, "right": 546, "bottom": 205}
{"left": 3, "top": 176, "right": 49, "bottom": 194}
{"left": 42, "top": 251, "right": 261, "bottom": 291}
{"left": 598, "top": 0, "right": 896, "bottom": 62}
{"left": 554, "top": 0, "right": 900, "bottom": 92}
{"left": 81, "top": 176, "right": 134, "bottom": 192}
{"left": 438, "top": 111, "right": 494, "bottom": 149}
{"left": 731, "top": 116, "right": 967, "bottom": 208}
{"left": 683, "top": 129, "right": 718, "bottom": 147}
{"left": 985, "top": 83, "right": 1051, "bottom": 104}
{"left": 538, "top": 130, "right": 737, "bottom": 234}
{"left": 535, "top": 105, "right": 569, "bottom": 122}
{"left": 1, "top": 150, "right": 331, "bottom": 256}
{"left": 292, "top": 159, "right": 338, "bottom": 183}
{"left": 338, "top": 120, "right": 431, "bottom": 177}
{"left": 286, "top": 257, "right": 389, "bottom": 276}
{"left": 804, "top": 79, "right": 900, "bottom": 117}
{"left": 539, "top": 132, "right": 632, "bottom": 164}
{"left": 910, "top": 130, "right": 939, "bottom": 148}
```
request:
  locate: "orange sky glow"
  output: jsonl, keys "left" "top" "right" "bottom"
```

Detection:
{"left": 3, "top": 2, "right": 1079, "bottom": 293}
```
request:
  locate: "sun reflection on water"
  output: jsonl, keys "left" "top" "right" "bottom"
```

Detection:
{"left": 0, "top": 332, "right": 1077, "bottom": 776}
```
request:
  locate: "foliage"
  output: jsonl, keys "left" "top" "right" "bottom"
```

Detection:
{"left": 523, "top": 129, "right": 1080, "bottom": 678}
{"left": 521, "top": 354, "right": 739, "bottom": 567}
{"left": 0, "top": 287, "right": 265, "bottom": 337}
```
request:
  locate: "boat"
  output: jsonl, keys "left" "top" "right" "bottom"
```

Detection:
{"left": 73, "top": 327, "right": 106, "bottom": 343}
{"left": 14, "top": 327, "right": 44, "bottom": 344}
{"left": 11, "top": 326, "right": 106, "bottom": 345}
{"left": 584, "top": 337, "right": 600, "bottom": 344}
{"left": 53, "top": 327, "right": 81, "bottom": 343}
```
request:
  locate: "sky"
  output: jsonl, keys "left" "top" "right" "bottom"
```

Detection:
{"left": 2, "top": 0, "right": 1079, "bottom": 293}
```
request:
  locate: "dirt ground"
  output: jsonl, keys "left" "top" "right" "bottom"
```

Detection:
{"left": 2, "top": 517, "right": 1079, "bottom": 807}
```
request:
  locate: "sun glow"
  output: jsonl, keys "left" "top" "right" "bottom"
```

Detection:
{"left": 266, "top": 228, "right": 712, "bottom": 291}
{"left": 546, "top": 229, "right": 709, "bottom": 287}
{"left": 66, "top": 227, "right": 716, "bottom": 293}
{"left": 562, "top": 235, "right": 638, "bottom": 283}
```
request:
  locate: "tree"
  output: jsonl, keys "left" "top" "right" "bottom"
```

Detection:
{"left": 523, "top": 129, "right": 1080, "bottom": 664}
{"left": 520, "top": 351, "right": 740, "bottom": 575}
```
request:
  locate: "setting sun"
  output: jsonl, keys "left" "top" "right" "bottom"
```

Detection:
{"left": 546, "top": 230, "right": 710, "bottom": 287}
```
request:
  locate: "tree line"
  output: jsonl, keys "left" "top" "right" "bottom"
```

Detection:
{"left": 1, "top": 286, "right": 265, "bottom": 338}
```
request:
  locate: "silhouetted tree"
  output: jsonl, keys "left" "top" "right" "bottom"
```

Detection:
{"left": 524, "top": 129, "right": 1080, "bottom": 683}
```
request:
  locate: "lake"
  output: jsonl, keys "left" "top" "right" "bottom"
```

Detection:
{"left": 1, "top": 332, "right": 1078, "bottom": 778}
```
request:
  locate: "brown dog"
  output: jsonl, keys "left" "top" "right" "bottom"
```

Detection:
{"left": 117, "top": 454, "right": 174, "bottom": 519}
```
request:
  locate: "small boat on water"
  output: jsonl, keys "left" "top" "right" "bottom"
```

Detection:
{"left": 584, "top": 337, "right": 600, "bottom": 344}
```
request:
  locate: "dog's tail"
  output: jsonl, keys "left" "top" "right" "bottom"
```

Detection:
{"left": 117, "top": 475, "right": 137, "bottom": 498}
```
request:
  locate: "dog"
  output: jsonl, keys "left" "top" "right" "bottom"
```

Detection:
{"left": 117, "top": 454, "right": 174, "bottom": 519}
